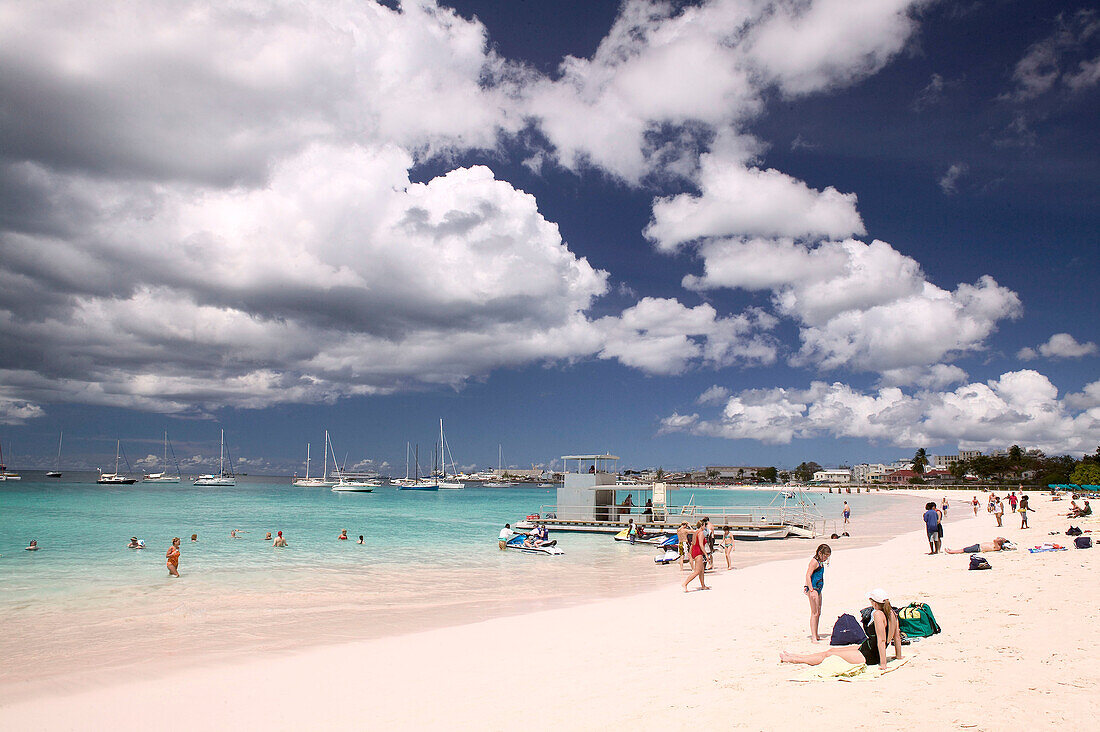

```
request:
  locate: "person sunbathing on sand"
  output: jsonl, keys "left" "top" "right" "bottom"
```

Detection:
{"left": 945, "top": 537, "right": 1011, "bottom": 553}
{"left": 780, "top": 589, "right": 902, "bottom": 671}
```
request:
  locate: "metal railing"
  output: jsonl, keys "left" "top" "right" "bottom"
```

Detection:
{"left": 533, "top": 503, "right": 824, "bottom": 532}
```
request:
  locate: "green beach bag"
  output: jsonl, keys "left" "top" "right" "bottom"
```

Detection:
{"left": 898, "top": 602, "right": 941, "bottom": 637}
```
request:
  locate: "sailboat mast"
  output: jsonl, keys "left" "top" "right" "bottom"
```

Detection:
{"left": 305, "top": 442, "right": 311, "bottom": 480}
{"left": 115, "top": 439, "right": 121, "bottom": 474}
{"left": 324, "top": 430, "right": 329, "bottom": 481}
{"left": 57, "top": 431, "right": 63, "bottom": 471}
{"left": 219, "top": 429, "right": 225, "bottom": 474}
{"left": 405, "top": 441, "right": 410, "bottom": 480}
{"left": 439, "top": 419, "right": 445, "bottom": 479}
{"left": 163, "top": 431, "right": 168, "bottom": 469}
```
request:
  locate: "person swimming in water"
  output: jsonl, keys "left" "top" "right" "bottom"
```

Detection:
{"left": 273, "top": 531, "right": 288, "bottom": 547}
{"left": 338, "top": 529, "right": 348, "bottom": 540}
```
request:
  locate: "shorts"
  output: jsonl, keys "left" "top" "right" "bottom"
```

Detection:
{"left": 927, "top": 529, "right": 938, "bottom": 541}
{"left": 963, "top": 543, "right": 980, "bottom": 553}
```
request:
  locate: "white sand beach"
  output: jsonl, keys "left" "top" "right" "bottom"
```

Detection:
{"left": 2, "top": 489, "right": 1095, "bottom": 730}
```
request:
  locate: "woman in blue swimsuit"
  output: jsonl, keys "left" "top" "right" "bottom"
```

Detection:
{"left": 803, "top": 544, "right": 831, "bottom": 642}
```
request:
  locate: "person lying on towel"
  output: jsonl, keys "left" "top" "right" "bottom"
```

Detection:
{"left": 945, "top": 537, "right": 1012, "bottom": 554}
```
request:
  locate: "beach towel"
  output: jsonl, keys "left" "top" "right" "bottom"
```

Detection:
{"left": 1028, "top": 544, "right": 1068, "bottom": 553}
{"left": 791, "top": 654, "right": 913, "bottom": 682}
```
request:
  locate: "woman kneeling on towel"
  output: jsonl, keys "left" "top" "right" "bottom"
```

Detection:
{"left": 780, "top": 589, "right": 903, "bottom": 671}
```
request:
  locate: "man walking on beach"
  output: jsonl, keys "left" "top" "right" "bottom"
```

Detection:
{"left": 843, "top": 502, "right": 851, "bottom": 525}
{"left": 994, "top": 497, "right": 1004, "bottom": 527}
{"left": 923, "top": 503, "right": 941, "bottom": 554}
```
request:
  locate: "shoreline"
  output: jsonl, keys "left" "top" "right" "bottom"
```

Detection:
{"left": 1, "top": 491, "right": 926, "bottom": 705}
{"left": 2, "top": 488, "right": 1093, "bottom": 729}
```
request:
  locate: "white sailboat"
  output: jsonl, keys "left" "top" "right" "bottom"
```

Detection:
{"left": 485, "top": 444, "right": 509, "bottom": 487}
{"left": 436, "top": 419, "right": 464, "bottom": 490}
{"left": 193, "top": 429, "right": 236, "bottom": 486}
{"left": 97, "top": 439, "right": 136, "bottom": 484}
{"left": 293, "top": 441, "right": 326, "bottom": 487}
{"left": 144, "top": 432, "right": 182, "bottom": 483}
{"left": 397, "top": 444, "right": 438, "bottom": 491}
{"left": 392, "top": 442, "right": 418, "bottom": 487}
{"left": 0, "top": 440, "right": 20, "bottom": 481}
{"left": 46, "top": 431, "right": 63, "bottom": 477}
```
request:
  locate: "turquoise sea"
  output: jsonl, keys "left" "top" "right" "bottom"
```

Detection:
{"left": 0, "top": 474, "right": 883, "bottom": 697}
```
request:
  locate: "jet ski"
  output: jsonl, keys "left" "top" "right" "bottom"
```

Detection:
{"left": 654, "top": 535, "right": 681, "bottom": 564}
{"left": 504, "top": 533, "right": 564, "bottom": 556}
{"left": 613, "top": 528, "right": 673, "bottom": 545}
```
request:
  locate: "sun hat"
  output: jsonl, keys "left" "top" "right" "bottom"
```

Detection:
{"left": 869, "top": 588, "right": 889, "bottom": 603}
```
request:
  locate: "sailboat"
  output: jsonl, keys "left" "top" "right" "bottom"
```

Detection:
{"left": 0, "top": 440, "right": 21, "bottom": 481}
{"left": 397, "top": 444, "right": 438, "bottom": 491}
{"left": 293, "top": 432, "right": 336, "bottom": 486}
{"left": 193, "top": 429, "right": 236, "bottom": 486}
{"left": 485, "top": 444, "right": 509, "bottom": 487}
{"left": 144, "top": 432, "right": 182, "bottom": 483}
{"left": 97, "top": 439, "right": 136, "bottom": 484}
{"left": 436, "top": 419, "right": 464, "bottom": 489}
{"left": 46, "top": 431, "right": 63, "bottom": 477}
{"left": 392, "top": 442, "right": 417, "bottom": 487}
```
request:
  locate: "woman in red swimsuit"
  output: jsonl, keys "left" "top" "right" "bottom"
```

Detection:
{"left": 681, "top": 518, "right": 710, "bottom": 592}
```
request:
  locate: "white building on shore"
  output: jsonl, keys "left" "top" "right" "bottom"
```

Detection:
{"left": 812, "top": 469, "right": 852, "bottom": 484}
{"left": 851, "top": 463, "right": 887, "bottom": 483}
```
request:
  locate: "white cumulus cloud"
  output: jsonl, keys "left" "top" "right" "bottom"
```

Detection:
{"left": 662, "top": 370, "right": 1100, "bottom": 454}
{"left": 1018, "top": 333, "right": 1099, "bottom": 360}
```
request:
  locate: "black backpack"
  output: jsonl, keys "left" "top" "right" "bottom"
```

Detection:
{"left": 969, "top": 554, "right": 992, "bottom": 570}
{"left": 1074, "top": 536, "right": 1093, "bottom": 549}
{"left": 829, "top": 613, "right": 867, "bottom": 645}
{"left": 1066, "top": 526, "right": 1082, "bottom": 536}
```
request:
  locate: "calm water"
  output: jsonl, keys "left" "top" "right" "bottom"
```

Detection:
{"left": 0, "top": 473, "right": 885, "bottom": 697}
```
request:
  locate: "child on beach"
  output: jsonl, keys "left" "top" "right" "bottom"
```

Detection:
{"left": 1019, "top": 495, "right": 1034, "bottom": 528}
{"left": 166, "top": 537, "right": 180, "bottom": 577}
{"left": 781, "top": 589, "right": 902, "bottom": 671}
{"left": 722, "top": 527, "right": 735, "bottom": 569}
{"left": 803, "top": 544, "right": 831, "bottom": 642}
{"left": 942, "top": 497, "right": 949, "bottom": 515}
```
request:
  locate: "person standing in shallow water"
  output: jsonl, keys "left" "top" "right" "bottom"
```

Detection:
{"left": 804, "top": 544, "right": 831, "bottom": 642}
{"left": 166, "top": 537, "right": 180, "bottom": 577}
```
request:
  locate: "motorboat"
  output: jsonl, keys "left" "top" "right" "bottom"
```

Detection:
{"left": 503, "top": 533, "right": 564, "bottom": 556}
{"left": 654, "top": 535, "right": 681, "bottom": 564}
{"left": 331, "top": 479, "right": 379, "bottom": 492}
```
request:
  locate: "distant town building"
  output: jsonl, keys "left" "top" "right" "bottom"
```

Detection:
{"left": 812, "top": 469, "right": 852, "bottom": 484}
{"left": 851, "top": 463, "right": 887, "bottom": 483}
{"left": 705, "top": 466, "right": 765, "bottom": 480}
{"left": 884, "top": 468, "right": 953, "bottom": 485}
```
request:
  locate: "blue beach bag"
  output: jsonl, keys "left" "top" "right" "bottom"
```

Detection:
{"left": 829, "top": 613, "right": 867, "bottom": 646}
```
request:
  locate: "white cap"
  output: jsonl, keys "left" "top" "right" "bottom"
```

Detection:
{"left": 869, "top": 588, "right": 889, "bottom": 603}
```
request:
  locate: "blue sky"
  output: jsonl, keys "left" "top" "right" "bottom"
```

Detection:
{"left": 0, "top": 0, "right": 1097, "bottom": 475}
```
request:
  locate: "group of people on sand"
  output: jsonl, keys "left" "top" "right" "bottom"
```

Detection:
{"left": 1066, "top": 499, "right": 1092, "bottom": 518}
{"left": 679, "top": 518, "right": 736, "bottom": 592}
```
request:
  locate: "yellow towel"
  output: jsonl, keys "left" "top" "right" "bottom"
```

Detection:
{"left": 791, "top": 653, "right": 912, "bottom": 682}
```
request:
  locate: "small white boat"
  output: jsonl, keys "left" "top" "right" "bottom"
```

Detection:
{"left": 292, "top": 434, "right": 336, "bottom": 487}
{"left": 194, "top": 429, "right": 236, "bottom": 486}
{"left": 0, "top": 440, "right": 21, "bottom": 480}
{"left": 484, "top": 482, "right": 511, "bottom": 488}
{"left": 46, "top": 432, "right": 63, "bottom": 478}
{"left": 331, "top": 479, "right": 379, "bottom": 492}
{"left": 98, "top": 439, "right": 136, "bottom": 484}
{"left": 612, "top": 528, "right": 673, "bottom": 545}
{"left": 503, "top": 534, "right": 564, "bottom": 555}
{"left": 144, "top": 432, "right": 182, "bottom": 483}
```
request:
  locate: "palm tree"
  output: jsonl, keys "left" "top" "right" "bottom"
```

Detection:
{"left": 912, "top": 448, "right": 928, "bottom": 475}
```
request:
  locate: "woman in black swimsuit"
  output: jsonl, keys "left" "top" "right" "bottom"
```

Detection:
{"left": 780, "top": 589, "right": 903, "bottom": 671}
